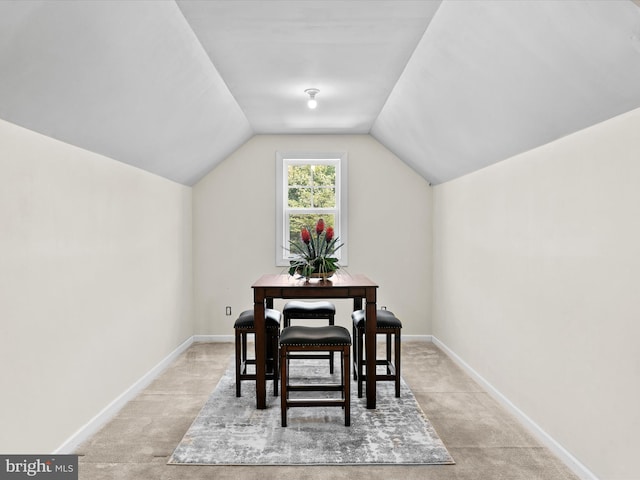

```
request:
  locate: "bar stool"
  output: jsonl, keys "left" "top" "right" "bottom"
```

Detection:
{"left": 279, "top": 325, "right": 351, "bottom": 427}
{"left": 352, "top": 309, "right": 402, "bottom": 398}
{"left": 283, "top": 301, "right": 337, "bottom": 373}
{"left": 234, "top": 308, "right": 281, "bottom": 397}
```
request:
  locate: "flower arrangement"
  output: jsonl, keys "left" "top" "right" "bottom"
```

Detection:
{"left": 288, "top": 218, "right": 344, "bottom": 279}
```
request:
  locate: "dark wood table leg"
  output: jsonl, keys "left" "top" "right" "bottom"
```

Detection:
{"left": 253, "top": 289, "right": 267, "bottom": 409}
{"left": 365, "top": 288, "right": 377, "bottom": 409}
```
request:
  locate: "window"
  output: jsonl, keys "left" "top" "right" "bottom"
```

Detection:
{"left": 276, "top": 152, "right": 348, "bottom": 266}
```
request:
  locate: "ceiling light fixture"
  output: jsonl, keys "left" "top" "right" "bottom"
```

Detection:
{"left": 305, "top": 88, "right": 319, "bottom": 109}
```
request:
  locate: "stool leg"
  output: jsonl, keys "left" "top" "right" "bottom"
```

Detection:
{"left": 352, "top": 323, "right": 358, "bottom": 381}
{"left": 242, "top": 331, "right": 248, "bottom": 365}
{"left": 357, "top": 328, "right": 364, "bottom": 398}
{"left": 280, "top": 346, "right": 288, "bottom": 427}
{"left": 235, "top": 330, "right": 242, "bottom": 397}
{"left": 395, "top": 328, "right": 401, "bottom": 397}
{"left": 272, "top": 330, "right": 279, "bottom": 396}
{"left": 266, "top": 330, "right": 275, "bottom": 375}
{"left": 386, "top": 332, "right": 392, "bottom": 375}
{"left": 340, "top": 347, "right": 344, "bottom": 401}
{"left": 329, "top": 314, "right": 335, "bottom": 374}
{"left": 344, "top": 346, "right": 350, "bottom": 426}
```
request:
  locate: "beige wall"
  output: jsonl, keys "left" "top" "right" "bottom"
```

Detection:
{"left": 7, "top": 103, "right": 634, "bottom": 479}
{"left": 0, "top": 119, "right": 193, "bottom": 453}
{"left": 432, "top": 108, "right": 640, "bottom": 480}
{"left": 193, "top": 134, "right": 432, "bottom": 335}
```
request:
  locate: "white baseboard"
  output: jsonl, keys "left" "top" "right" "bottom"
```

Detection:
{"left": 431, "top": 336, "right": 599, "bottom": 480}
{"left": 54, "top": 335, "right": 195, "bottom": 454}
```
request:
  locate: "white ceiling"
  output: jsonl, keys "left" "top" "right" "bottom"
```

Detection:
{"left": 1, "top": 0, "right": 639, "bottom": 185}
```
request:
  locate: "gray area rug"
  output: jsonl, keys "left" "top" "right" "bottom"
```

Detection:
{"left": 168, "top": 359, "right": 455, "bottom": 466}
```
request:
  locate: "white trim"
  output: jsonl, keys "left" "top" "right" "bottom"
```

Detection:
{"left": 431, "top": 336, "right": 599, "bottom": 480}
{"left": 54, "top": 336, "right": 194, "bottom": 454}
{"left": 275, "top": 151, "right": 349, "bottom": 267}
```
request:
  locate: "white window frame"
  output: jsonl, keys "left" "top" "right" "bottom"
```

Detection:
{"left": 275, "top": 151, "right": 348, "bottom": 267}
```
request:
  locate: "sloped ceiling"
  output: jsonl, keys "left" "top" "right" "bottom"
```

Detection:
{"left": 373, "top": 0, "right": 640, "bottom": 184}
{"left": 1, "top": 0, "right": 639, "bottom": 186}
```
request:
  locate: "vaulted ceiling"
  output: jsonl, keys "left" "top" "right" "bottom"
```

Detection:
{"left": 1, "top": 0, "right": 639, "bottom": 185}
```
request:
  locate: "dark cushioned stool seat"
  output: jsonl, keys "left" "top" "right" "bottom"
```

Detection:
{"left": 283, "top": 301, "right": 337, "bottom": 373}
{"left": 283, "top": 300, "right": 336, "bottom": 317}
{"left": 234, "top": 308, "right": 281, "bottom": 397}
{"left": 279, "top": 325, "right": 351, "bottom": 427}
{"left": 235, "top": 308, "right": 281, "bottom": 330}
{"left": 352, "top": 309, "right": 402, "bottom": 398}
{"left": 352, "top": 309, "right": 402, "bottom": 329}
{"left": 280, "top": 325, "right": 350, "bottom": 346}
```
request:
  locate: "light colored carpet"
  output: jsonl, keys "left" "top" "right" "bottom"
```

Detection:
{"left": 168, "top": 359, "right": 454, "bottom": 466}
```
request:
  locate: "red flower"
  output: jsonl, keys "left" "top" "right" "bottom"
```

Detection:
{"left": 325, "top": 226, "right": 334, "bottom": 242}
{"left": 301, "top": 227, "right": 311, "bottom": 244}
{"left": 315, "top": 218, "right": 325, "bottom": 235}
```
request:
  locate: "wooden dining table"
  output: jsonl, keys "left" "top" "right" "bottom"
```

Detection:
{"left": 252, "top": 273, "right": 379, "bottom": 409}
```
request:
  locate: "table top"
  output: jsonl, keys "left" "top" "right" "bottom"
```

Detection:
{"left": 252, "top": 272, "right": 378, "bottom": 289}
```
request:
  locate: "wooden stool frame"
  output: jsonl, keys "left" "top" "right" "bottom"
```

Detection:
{"left": 280, "top": 343, "right": 351, "bottom": 427}
{"left": 353, "top": 326, "right": 401, "bottom": 398}
{"left": 235, "top": 326, "right": 280, "bottom": 397}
